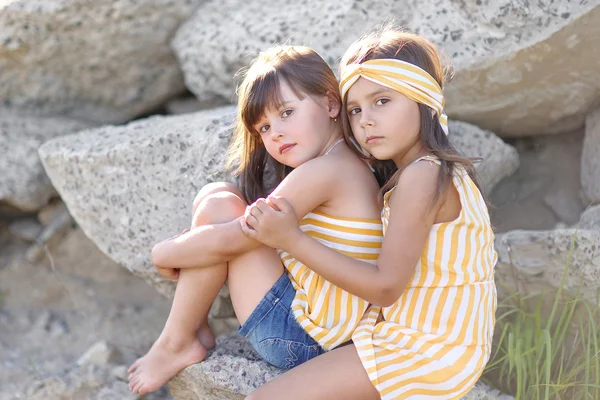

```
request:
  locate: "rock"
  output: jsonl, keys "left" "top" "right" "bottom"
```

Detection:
{"left": 39, "top": 106, "right": 236, "bottom": 297}
{"left": 0, "top": 0, "right": 204, "bottom": 124}
{"left": 169, "top": 333, "right": 512, "bottom": 399}
{"left": 582, "top": 107, "right": 600, "bottom": 203}
{"left": 38, "top": 199, "right": 69, "bottom": 226}
{"left": 543, "top": 186, "right": 584, "bottom": 224}
{"left": 444, "top": 4, "right": 600, "bottom": 137}
{"left": 495, "top": 228, "right": 600, "bottom": 299}
{"left": 172, "top": 0, "right": 599, "bottom": 137}
{"left": 25, "top": 205, "right": 74, "bottom": 263}
{"left": 165, "top": 96, "right": 229, "bottom": 115}
{"left": 0, "top": 109, "right": 91, "bottom": 211}
{"left": 581, "top": 205, "right": 600, "bottom": 230}
{"left": 449, "top": 120, "right": 519, "bottom": 193}
{"left": 488, "top": 131, "right": 584, "bottom": 232}
{"left": 76, "top": 341, "right": 121, "bottom": 367}
{"left": 8, "top": 218, "right": 43, "bottom": 241}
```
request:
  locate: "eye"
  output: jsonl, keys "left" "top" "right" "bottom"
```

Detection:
{"left": 281, "top": 109, "right": 293, "bottom": 118}
{"left": 258, "top": 124, "right": 270, "bottom": 134}
{"left": 348, "top": 107, "right": 361, "bottom": 116}
{"left": 375, "top": 98, "right": 390, "bottom": 106}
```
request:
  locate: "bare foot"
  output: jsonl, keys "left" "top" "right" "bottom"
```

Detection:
{"left": 197, "top": 322, "right": 216, "bottom": 351}
{"left": 128, "top": 335, "right": 207, "bottom": 394}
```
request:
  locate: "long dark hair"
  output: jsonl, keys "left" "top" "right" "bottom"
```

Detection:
{"left": 226, "top": 46, "right": 341, "bottom": 203}
{"left": 339, "top": 27, "right": 484, "bottom": 203}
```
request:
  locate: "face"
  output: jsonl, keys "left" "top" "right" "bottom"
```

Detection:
{"left": 345, "top": 77, "right": 421, "bottom": 166}
{"left": 253, "top": 80, "right": 338, "bottom": 168}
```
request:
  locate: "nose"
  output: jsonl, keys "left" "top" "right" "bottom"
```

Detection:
{"left": 359, "top": 110, "right": 374, "bottom": 129}
{"left": 269, "top": 121, "right": 284, "bottom": 141}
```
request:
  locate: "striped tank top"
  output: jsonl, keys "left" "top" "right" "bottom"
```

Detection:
{"left": 353, "top": 155, "right": 498, "bottom": 399}
{"left": 277, "top": 211, "right": 383, "bottom": 350}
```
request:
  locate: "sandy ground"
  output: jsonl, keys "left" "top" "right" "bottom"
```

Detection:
{"left": 0, "top": 226, "right": 173, "bottom": 399}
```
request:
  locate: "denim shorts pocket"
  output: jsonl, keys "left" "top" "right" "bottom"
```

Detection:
{"left": 257, "top": 337, "right": 322, "bottom": 370}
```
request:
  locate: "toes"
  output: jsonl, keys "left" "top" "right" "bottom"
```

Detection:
{"left": 137, "top": 383, "right": 148, "bottom": 395}
{"left": 128, "top": 358, "right": 141, "bottom": 373}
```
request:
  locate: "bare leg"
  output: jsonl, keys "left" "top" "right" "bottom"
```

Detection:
{"left": 128, "top": 185, "right": 247, "bottom": 394}
{"left": 245, "top": 344, "right": 380, "bottom": 400}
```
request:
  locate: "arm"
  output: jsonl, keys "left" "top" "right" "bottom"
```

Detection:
{"left": 152, "top": 158, "right": 340, "bottom": 270}
{"left": 244, "top": 162, "right": 441, "bottom": 306}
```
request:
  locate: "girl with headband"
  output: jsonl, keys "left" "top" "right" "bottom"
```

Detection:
{"left": 128, "top": 46, "right": 384, "bottom": 395}
{"left": 242, "top": 27, "right": 497, "bottom": 400}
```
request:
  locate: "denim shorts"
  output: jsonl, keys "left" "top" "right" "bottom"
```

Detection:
{"left": 238, "top": 272, "right": 325, "bottom": 370}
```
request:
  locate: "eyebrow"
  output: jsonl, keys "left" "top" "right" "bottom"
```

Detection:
{"left": 347, "top": 88, "right": 394, "bottom": 106}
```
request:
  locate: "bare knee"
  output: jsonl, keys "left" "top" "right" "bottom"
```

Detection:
{"left": 192, "top": 182, "right": 244, "bottom": 216}
{"left": 192, "top": 191, "right": 246, "bottom": 228}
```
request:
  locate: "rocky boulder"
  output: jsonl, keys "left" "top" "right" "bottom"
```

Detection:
{"left": 495, "top": 228, "right": 600, "bottom": 300}
{"left": 39, "top": 106, "right": 236, "bottom": 297}
{"left": 582, "top": 107, "right": 600, "bottom": 204}
{"left": 0, "top": 109, "right": 91, "bottom": 211}
{"left": 169, "top": 333, "right": 514, "bottom": 400}
{"left": 0, "top": 0, "right": 203, "bottom": 124}
{"left": 172, "top": 0, "right": 599, "bottom": 137}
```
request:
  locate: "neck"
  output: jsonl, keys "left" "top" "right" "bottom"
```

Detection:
{"left": 392, "top": 144, "right": 429, "bottom": 169}
{"left": 318, "top": 124, "right": 344, "bottom": 157}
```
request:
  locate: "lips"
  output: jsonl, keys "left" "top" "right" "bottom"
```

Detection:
{"left": 365, "top": 136, "right": 383, "bottom": 145}
{"left": 279, "top": 143, "right": 296, "bottom": 154}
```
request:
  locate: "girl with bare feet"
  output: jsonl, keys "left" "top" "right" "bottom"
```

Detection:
{"left": 127, "top": 45, "right": 384, "bottom": 395}
{"left": 239, "top": 27, "right": 498, "bottom": 400}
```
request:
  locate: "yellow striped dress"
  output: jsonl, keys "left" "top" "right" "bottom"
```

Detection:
{"left": 277, "top": 211, "right": 383, "bottom": 350}
{"left": 352, "top": 155, "right": 497, "bottom": 399}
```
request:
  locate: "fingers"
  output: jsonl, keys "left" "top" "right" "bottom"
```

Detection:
{"left": 240, "top": 218, "right": 257, "bottom": 238}
{"left": 267, "top": 196, "right": 294, "bottom": 214}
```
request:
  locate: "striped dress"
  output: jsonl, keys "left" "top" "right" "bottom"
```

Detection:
{"left": 353, "top": 155, "right": 498, "bottom": 399}
{"left": 277, "top": 211, "right": 383, "bottom": 350}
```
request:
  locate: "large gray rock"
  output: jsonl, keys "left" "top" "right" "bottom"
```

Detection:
{"left": 495, "top": 228, "right": 600, "bottom": 300}
{"left": 38, "top": 110, "right": 516, "bottom": 297}
{"left": 582, "top": 107, "right": 600, "bottom": 204}
{"left": 172, "top": 0, "right": 598, "bottom": 137}
{"left": 0, "top": 0, "right": 203, "bottom": 124}
{"left": 449, "top": 120, "right": 519, "bottom": 194}
{"left": 0, "top": 109, "right": 91, "bottom": 211}
{"left": 581, "top": 205, "right": 600, "bottom": 230}
{"left": 169, "top": 334, "right": 513, "bottom": 400}
{"left": 39, "top": 106, "right": 236, "bottom": 297}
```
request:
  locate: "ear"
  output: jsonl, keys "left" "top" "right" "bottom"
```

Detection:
{"left": 325, "top": 90, "right": 341, "bottom": 119}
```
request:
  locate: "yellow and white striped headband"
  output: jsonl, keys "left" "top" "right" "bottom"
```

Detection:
{"left": 340, "top": 59, "right": 448, "bottom": 135}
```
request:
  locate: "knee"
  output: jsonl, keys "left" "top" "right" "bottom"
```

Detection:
{"left": 192, "top": 191, "right": 246, "bottom": 228}
{"left": 192, "top": 182, "right": 243, "bottom": 215}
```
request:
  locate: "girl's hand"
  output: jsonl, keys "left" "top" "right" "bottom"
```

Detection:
{"left": 241, "top": 196, "right": 302, "bottom": 250}
{"left": 153, "top": 228, "right": 189, "bottom": 280}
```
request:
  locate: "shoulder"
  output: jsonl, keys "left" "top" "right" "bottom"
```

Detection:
{"left": 388, "top": 158, "right": 440, "bottom": 207}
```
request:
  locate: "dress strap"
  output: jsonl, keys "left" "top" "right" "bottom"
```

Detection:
{"left": 409, "top": 154, "right": 441, "bottom": 166}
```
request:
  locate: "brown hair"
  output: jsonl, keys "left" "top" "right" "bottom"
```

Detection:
{"left": 338, "top": 26, "right": 484, "bottom": 204}
{"left": 226, "top": 45, "right": 341, "bottom": 203}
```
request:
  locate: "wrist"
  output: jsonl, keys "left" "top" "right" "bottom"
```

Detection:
{"left": 280, "top": 228, "right": 305, "bottom": 252}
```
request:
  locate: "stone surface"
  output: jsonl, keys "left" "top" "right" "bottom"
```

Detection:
{"left": 489, "top": 130, "right": 584, "bottom": 232}
{"left": 0, "top": 109, "right": 91, "bottom": 211}
{"left": 169, "top": 333, "right": 512, "bottom": 400}
{"left": 495, "top": 228, "right": 600, "bottom": 300}
{"left": 39, "top": 106, "right": 236, "bottom": 297}
{"left": 449, "top": 120, "right": 519, "bottom": 194}
{"left": 8, "top": 218, "right": 43, "bottom": 241}
{"left": 0, "top": 0, "right": 203, "bottom": 124}
{"left": 76, "top": 341, "right": 121, "bottom": 367}
{"left": 582, "top": 107, "right": 600, "bottom": 204}
{"left": 581, "top": 205, "right": 600, "bottom": 230}
{"left": 172, "top": 0, "right": 599, "bottom": 137}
